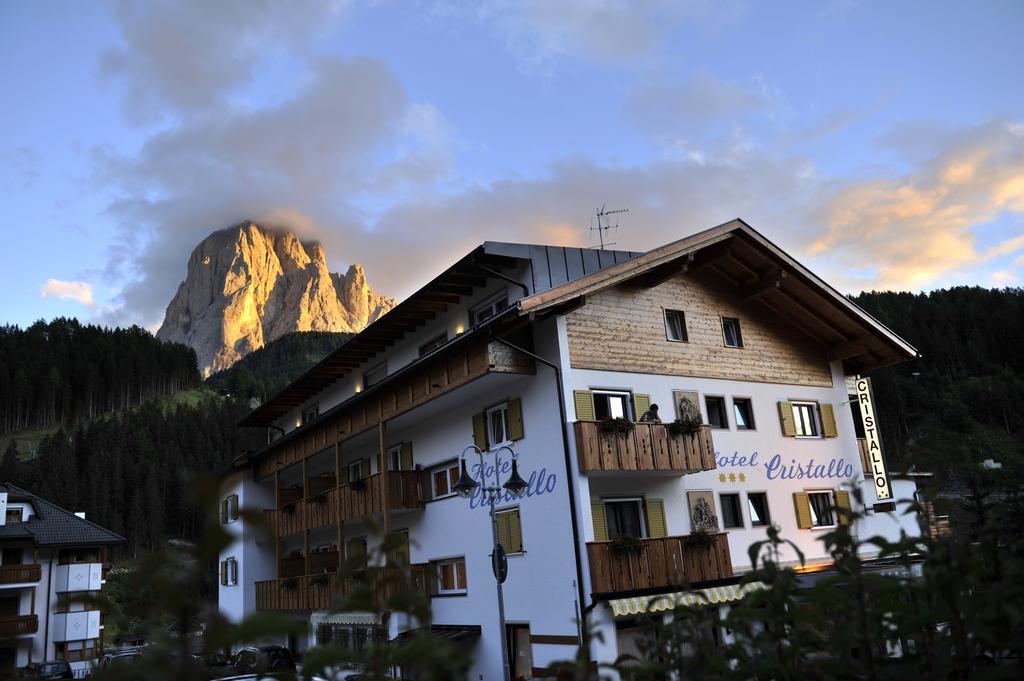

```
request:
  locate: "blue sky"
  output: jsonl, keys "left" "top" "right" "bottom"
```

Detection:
{"left": 1, "top": 0, "right": 1022, "bottom": 330}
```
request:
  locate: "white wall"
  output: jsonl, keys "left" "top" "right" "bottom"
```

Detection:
{"left": 219, "top": 471, "right": 276, "bottom": 623}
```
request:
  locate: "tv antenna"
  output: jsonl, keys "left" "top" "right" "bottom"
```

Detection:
{"left": 590, "top": 205, "right": 628, "bottom": 250}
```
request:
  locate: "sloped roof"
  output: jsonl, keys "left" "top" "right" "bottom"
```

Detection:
{"left": 518, "top": 219, "right": 918, "bottom": 373}
{"left": 0, "top": 483, "right": 125, "bottom": 547}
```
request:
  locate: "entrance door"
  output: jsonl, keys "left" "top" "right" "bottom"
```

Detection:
{"left": 507, "top": 624, "right": 533, "bottom": 679}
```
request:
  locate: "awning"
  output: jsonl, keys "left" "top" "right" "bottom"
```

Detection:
{"left": 609, "top": 582, "right": 767, "bottom": 617}
{"left": 395, "top": 624, "right": 481, "bottom": 642}
{"left": 311, "top": 611, "right": 381, "bottom": 626}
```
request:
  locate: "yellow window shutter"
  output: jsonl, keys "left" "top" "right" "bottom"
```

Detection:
{"left": 835, "top": 490, "right": 852, "bottom": 524}
{"left": 508, "top": 508, "right": 523, "bottom": 553}
{"left": 794, "top": 492, "right": 812, "bottom": 529}
{"left": 633, "top": 394, "right": 652, "bottom": 419}
{"left": 401, "top": 442, "right": 414, "bottom": 470}
{"left": 508, "top": 398, "right": 524, "bottom": 441}
{"left": 591, "top": 499, "right": 609, "bottom": 542}
{"left": 574, "top": 390, "right": 595, "bottom": 421}
{"left": 496, "top": 511, "right": 512, "bottom": 553}
{"left": 778, "top": 401, "right": 797, "bottom": 437}
{"left": 645, "top": 498, "right": 667, "bottom": 538}
{"left": 361, "top": 458, "right": 371, "bottom": 478}
{"left": 820, "top": 403, "right": 838, "bottom": 438}
{"left": 472, "top": 411, "right": 488, "bottom": 449}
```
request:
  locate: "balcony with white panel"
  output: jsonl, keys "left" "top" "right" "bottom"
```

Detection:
{"left": 54, "top": 563, "right": 103, "bottom": 593}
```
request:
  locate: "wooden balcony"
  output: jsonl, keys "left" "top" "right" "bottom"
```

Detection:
{"left": 255, "top": 564, "right": 431, "bottom": 611}
{"left": 338, "top": 470, "right": 426, "bottom": 522}
{"left": 0, "top": 614, "right": 38, "bottom": 636}
{"left": 587, "top": 533, "right": 732, "bottom": 596}
{"left": 575, "top": 421, "right": 716, "bottom": 474}
{"left": 0, "top": 563, "right": 41, "bottom": 584}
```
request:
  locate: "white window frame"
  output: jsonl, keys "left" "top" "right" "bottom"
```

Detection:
{"left": 495, "top": 506, "right": 524, "bottom": 555}
{"left": 223, "top": 494, "right": 239, "bottom": 524}
{"left": 732, "top": 397, "right": 756, "bottom": 431}
{"left": 434, "top": 557, "right": 468, "bottom": 595}
{"left": 470, "top": 290, "right": 509, "bottom": 326}
{"left": 223, "top": 557, "right": 238, "bottom": 586}
{"left": 348, "top": 460, "right": 365, "bottom": 483}
{"left": 431, "top": 460, "right": 460, "bottom": 499}
{"left": 663, "top": 309, "right": 687, "bottom": 342}
{"left": 792, "top": 401, "right": 821, "bottom": 438}
{"left": 719, "top": 492, "right": 744, "bottom": 530}
{"left": 363, "top": 362, "right": 387, "bottom": 389}
{"left": 602, "top": 497, "right": 648, "bottom": 539}
{"left": 807, "top": 489, "right": 837, "bottom": 529}
{"left": 721, "top": 316, "right": 743, "bottom": 348}
{"left": 486, "top": 402, "right": 511, "bottom": 450}
{"left": 746, "top": 491, "right": 771, "bottom": 528}
{"left": 388, "top": 444, "right": 404, "bottom": 471}
{"left": 593, "top": 390, "right": 634, "bottom": 421}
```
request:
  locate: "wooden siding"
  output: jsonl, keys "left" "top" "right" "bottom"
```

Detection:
{"left": 574, "top": 422, "right": 716, "bottom": 474}
{"left": 587, "top": 533, "right": 733, "bottom": 595}
{"left": 255, "top": 565, "right": 432, "bottom": 611}
{"left": 856, "top": 438, "right": 870, "bottom": 474}
{"left": 255, "top": 339, "right": 534, "bottom": 480}
{"left": 565, "top": 272, "right": 833, "bottom": 387}
{"left": 0, "top": 564, "right": 41, "bottom": 584}
{"left": 0, "top": 614, "right": 38, "bottom": 636}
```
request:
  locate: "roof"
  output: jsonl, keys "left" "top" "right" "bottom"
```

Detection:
{"left": 519, "top": 219, "right": 918, "bottom": 372}
{"left": 0, "top": 483, "right": 126, "bottom": 547}
{"left": 240, "top": 241, "right": 638, "bottom": 427}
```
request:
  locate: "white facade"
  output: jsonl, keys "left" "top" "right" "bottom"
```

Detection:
{"left": 218, "top": 233, "right": 925, "bottom": 679}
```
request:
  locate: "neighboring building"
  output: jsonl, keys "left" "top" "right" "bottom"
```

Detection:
{"left": 218, "top": 220, "right": 925, "bottom": 679}
{"left": 0, "top": 484, "right": 125, "bottom": 676}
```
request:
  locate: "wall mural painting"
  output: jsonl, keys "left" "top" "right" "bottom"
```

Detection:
{"left": 687, "top": 491, "right": 719, "bottom": 531}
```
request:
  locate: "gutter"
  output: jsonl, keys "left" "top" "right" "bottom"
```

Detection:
{"left": 490, "top": 336, "right": 591, "bottom": 660}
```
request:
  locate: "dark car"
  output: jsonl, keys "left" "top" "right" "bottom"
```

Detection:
{"left": 224, "top": 646, "right": 296, "bottom": 676}
{"left": 18, "top": 662, "right": 73, "bottom": 679}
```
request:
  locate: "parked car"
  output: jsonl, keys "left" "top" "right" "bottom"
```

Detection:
{"left": 218, "top": 646, "right": 296, "bottom": 677}
{"left": 17, "top": 662, "right": 72, "bottom": 679}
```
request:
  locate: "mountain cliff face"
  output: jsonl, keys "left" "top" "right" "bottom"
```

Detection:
{"left": 157, "top": 222, "right": 395, "bottom": 376}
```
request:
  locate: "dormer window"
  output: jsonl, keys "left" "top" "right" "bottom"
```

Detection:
{"left": 419, "top": 333, "right": 448, "bottom": 357}
{"left": 471, "top": 292, "right": 509, "bottom": 326}
{"left": 302, "top": 403, "right": 319, "bottom": 425}
{"left": 5, "top": 508, "right": 23, "bottom": 524}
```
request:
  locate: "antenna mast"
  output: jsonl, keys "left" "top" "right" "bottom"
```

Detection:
{"left": 591, "top": 205, "right": 628, "bottom": 250}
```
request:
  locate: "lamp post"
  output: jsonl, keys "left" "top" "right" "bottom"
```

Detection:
{"left": 452, "top": 443, "right": 529, "bottom": 681}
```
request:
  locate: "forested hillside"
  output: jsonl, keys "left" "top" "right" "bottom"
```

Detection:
{"left": 0, "top": 318, "right": 198, "bottom": 435}
{"left": 854, "top": 287, "right": 1024, "bottom": 477}
{"left": 206, "top": 330, "right": 351, "bottom": 402}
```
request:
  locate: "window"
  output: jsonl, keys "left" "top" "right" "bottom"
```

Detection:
{"left": 487, "top": 403, "right": 510, "bottom": 448}
{"left": 388, "top": 444, "right": 412, "bottom": 471}
{"left": 720, "top": 493, "right": 743, "bottom": 529}
{"left": 302, "top": 403, "right": 319, "bottom": 425}
{"left": 808, "top": 491, "right": 836, "bottom": 528}
{"left": 792, "top": 402, "right": 820, "bottom": 438}
{"left": 363, "top": 362, "right": 387, "bottom": 389}
{"left": 347, "top": 538, "right": 368, "bottom": 571}
{"left": 220, "top": 494, "right": 239, "bottom": 524}
{"left": 348, "top": 459, "right": 368, "bottom": 483}
{"left": 747, "top": 492, "right": 771, "bottom": 527}
{"left": 471, "top": 292, "right": 509, "bottom": 325}
{"left": 722, "top": 317, "right": 743, "bottom": 348}
{"left": 431, "top": 461, "right": 460, "bottom": 499}
{"left": 220, "top": 557, "right": 238, "bottom": 586}
{"left": 732, "top": 398, "right": 755, "bottom": 430}
{"left": 58, "top": 548, "right": 100, "bottom": 565}
{"left": 593, "top": 390, "right": 633, "bottom": 421}
{"left": 604, "top": 499, "right": 646, "bottom": 539}
{"left": 664, "top": 309, "right": 688, "bottom": 342}
{"left": 418, "top": 332, "right": 448, "bottom": 357}
{"left": 495, "top": 507, "right": 523, "bottom": 554}
{"left": 5, "top": 508, "right": 22, "bottom": 524}
{"left": 705, "top": 396, "right": 728, "bottom": 429}
{"left": 435, "top": 557, "right": 468, "bottom": 595}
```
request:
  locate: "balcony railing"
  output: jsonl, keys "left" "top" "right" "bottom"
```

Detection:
{"left": 0, "top": 614, "right": 39, "bottom": 636}
{"left": 338, "top": 470, "right": 426, "bottom": 522}
{"left": 575, "top": 421, "right": 716, "bottom": 474}
{"left": 255, "top": 564, "right": 431, "bottom": 611}
{"left": 587, "top": 533, "right": 733, "bottom": 595}
{"left": 0, "top": 563, "right": 41, "bottom": 585}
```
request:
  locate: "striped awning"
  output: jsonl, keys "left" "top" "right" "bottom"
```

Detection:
{"left": 311, "top": 611, "right": 381, "bottom": 626}
{"left": 609, "top": 582, "right": 767, "bottom": 617}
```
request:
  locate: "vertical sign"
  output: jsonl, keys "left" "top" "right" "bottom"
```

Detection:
{"left": 856, "top": 377, "right": 892, "bottom": 501}
{"left": 0, "top": 492, "right": 7, "bottom": 526}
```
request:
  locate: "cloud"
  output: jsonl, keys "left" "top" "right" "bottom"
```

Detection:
{"left": 100, "top": 0, "right": 349, "bottom": 122}
{"left": 40, "top": 279, "right": 96, "bottom": 308}
{"left": 807, "top": 119, "right": 1024, "bottom": 290}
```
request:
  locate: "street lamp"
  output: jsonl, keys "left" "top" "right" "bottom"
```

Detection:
{"left": 453, "top": 443, "right": 527, "bottom": 681}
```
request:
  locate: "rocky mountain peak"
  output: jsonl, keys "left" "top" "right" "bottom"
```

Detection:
{"left": 157, "top": 221, "right": 396, "bottom": 376}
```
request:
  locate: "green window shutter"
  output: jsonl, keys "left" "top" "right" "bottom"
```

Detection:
{"left": 835, "top": 490, "right": 852, "bottom": 525}
{"left": 361, "top": 458, "right": 371, "bottom": 479}
{"left": 508, "top": 398, "right": 525, "bottom": 441}
{"left": 401, "top": 442, "right": 414, "bottom": 470}
{"left": 472, "top": 411, "right": 488, "bottom": 449}
{"left": 778, "top": 401, "right": 796, "bottom": 437}
{"left": 496, "top": 511, "right": 512, "bottom": 554}
{"left": 633, "top": 394, "right": 652, "bottom": 420}
{"left": 574, "top": 390, "right": 595, "bottom": 421}
{"left": 793, "top": 493, "right": 812, "bottom": 529}
{"left": 591, "top": 499, "right": 609, "bottom": 542}
{"left": 507, "top": 508, "right": 523, "bottom": 553}
{"left": 645, "top": 498, "right": 667, "bottom": 538}
{"left": 820, "top": 403, "right": 838, "bottom": 438}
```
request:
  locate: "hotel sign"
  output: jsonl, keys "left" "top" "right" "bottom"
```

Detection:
{"left": 856, "top": 377, "right": 892, "bottom": 501}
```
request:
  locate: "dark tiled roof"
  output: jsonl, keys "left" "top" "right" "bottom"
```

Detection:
{"left": 0, "top": 483, "right": 125, "bottom": 547}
